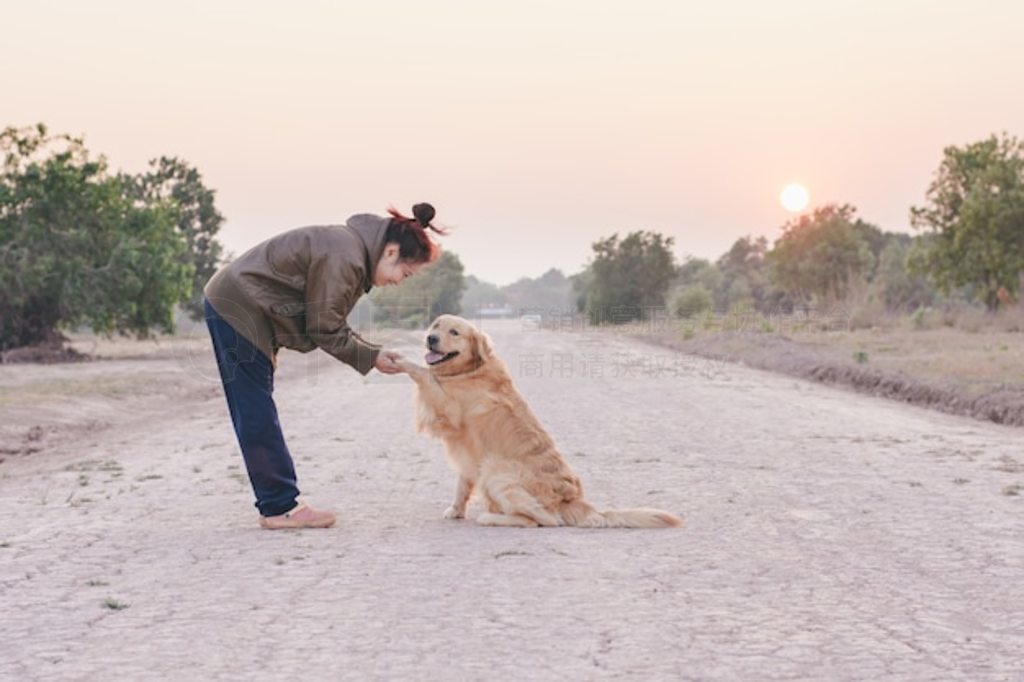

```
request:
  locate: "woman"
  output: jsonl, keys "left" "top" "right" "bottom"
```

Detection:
{"left": 203, "top": 203, "right": 444, "bottom": 529}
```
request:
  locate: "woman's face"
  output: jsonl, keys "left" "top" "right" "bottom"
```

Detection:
{"left": 373, "top": 244, "right": 426, "bottom": 286}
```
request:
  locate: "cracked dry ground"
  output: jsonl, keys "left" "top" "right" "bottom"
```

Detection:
{"left": 1, "top": 320, "right": 1022, "bottom": 681}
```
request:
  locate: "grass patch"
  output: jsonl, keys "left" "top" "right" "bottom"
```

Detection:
{"left": 102, "top": 597, "right": 129, "bottom": 610}
{"left": 0, "top": 377, "right": 147, "bottom": 406}
{"left": 65, "top": 460, "right": 101, "bottom": 472}
{"left": 635, "top": 314, "right": 1024, "bottom": 426}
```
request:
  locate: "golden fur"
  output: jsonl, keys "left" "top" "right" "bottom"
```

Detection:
{"left": 396, "top": 315, "right": 682, "bottom": 528}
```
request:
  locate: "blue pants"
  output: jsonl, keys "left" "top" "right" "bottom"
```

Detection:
{"left": 204, "top": 298, "right": 299, "bottom": 516}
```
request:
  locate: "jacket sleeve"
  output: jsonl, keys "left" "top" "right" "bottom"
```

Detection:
{"left": 304, "top": 252, "right": 381, "bottom": 375}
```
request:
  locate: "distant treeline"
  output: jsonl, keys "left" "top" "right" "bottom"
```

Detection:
{"left": 465, "top": 132, "right": 1024, "bottom": 325}
{"left": 3, "top": 125, "right": 1021, "bottom": 352}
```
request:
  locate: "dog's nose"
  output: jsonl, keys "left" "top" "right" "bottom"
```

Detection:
{"left": 427, "top": 333, "right": 439, "bottom": 347}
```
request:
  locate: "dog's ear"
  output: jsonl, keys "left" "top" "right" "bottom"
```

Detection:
{"left": 472, "top": 330, "right": 494, "bottom": 363}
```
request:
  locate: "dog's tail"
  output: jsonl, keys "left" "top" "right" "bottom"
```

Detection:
{"left": 595, "top": 508, "right": 682, "bottom": 528}
{"left": 565, "top": 502, "right": 682, "bottom": 528}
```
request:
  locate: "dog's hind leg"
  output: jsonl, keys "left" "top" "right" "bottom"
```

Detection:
{"left": 476, "top": 512, "right": 538, "bottom": 528}
{"left": 484, "top": 477, "right": 562, "bottom": 527}
{"left": 444, "top": 475, "right": 474, "bottom": 519}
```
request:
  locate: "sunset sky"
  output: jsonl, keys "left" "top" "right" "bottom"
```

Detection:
{"left": 5, "top": 1, "right": 1023, "bottom": 284}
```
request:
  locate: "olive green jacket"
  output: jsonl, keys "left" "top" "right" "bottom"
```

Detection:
{"left": 203, "top": 214, "right": 390, "bottom": 374}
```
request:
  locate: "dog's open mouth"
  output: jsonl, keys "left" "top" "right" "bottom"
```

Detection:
{"left": 425, "top": 350, "right": 459, "bottom": 366}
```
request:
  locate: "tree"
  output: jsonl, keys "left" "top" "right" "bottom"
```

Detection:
{"left": 671, "top": 285, "right": 713, "bottom": 318}
{"left": 370, "top": 250, "right": 466, "bottom": 326}
{"left": 0, "top": 125, "right": 193, "bottom": 350}
{"left": 716, "top": 236, "right": 770, "bottom": 311}
{"left": 501, "top": 268, "right": 572, "bottom": 314}
{"left": 910, "top": 133, "right": 1024, "bottom": 310}
{"left": 676, "top": 257, "right": 723, "bottom": 297}
{"left": 570, "top": 267, "right": 593, "bottom": 314}
{"left": 131, "top": 157, "right": 225, "bottom": 320}
{"left": 585, "top": 231, "right": 675, "bottom": 325}
{"left": 766, "top": 204, "right": 876, "bottom": 307}
{"left": 874, "top": 235, "right": 936, "bottom": 310}
{"left": 461, "top": 275, "right": 508, "bottom": 315}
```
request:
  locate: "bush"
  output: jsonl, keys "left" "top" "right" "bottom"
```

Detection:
{"left": 722, "top": 300, "right": 757, "bottom": 331}
{"left": 672, "top": 285, "right": 713, "bottom": 318}
{"left": 910, "top": 306, "right": 930, "bottom": 330}
{"left": 847, "top": 298, "right": 889, "bottom": 331}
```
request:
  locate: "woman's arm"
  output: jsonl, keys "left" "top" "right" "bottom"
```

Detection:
{"left": 303, "top": 252, "right": 381, "bottom": 374}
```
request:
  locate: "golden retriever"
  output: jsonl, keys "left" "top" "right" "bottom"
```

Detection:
{"left": 395, "top": 315, "right": 682, "bottom": 528}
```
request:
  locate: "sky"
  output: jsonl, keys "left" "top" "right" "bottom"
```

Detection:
{"left": 4, "top": 0, "right": 1023, "bottom": 285}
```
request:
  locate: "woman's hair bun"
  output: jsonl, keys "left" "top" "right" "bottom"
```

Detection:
{"left": 412, "top": 202, "right": 435, "bottom": 227}
{"left": 385, "top": 202, "right": 446, "bottom": 262}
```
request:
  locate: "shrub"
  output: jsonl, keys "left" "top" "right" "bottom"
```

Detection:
{"left": 672, "top": 285, "right": 713, "bottom": 319}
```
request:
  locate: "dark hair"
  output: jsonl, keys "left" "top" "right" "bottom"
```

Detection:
{"left": 385, "top": 203, "right": 446, "bottom": 263}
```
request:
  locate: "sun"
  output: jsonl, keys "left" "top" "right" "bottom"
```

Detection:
{"left": 780, "top": 183, "right": 810, "bottom": 212}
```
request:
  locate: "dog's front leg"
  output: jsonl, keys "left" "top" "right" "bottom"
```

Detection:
{"left": 395, "top": 358, "right": 431, "bottom": 385}
{"left": 444, "top": 476, "right": 474, "bottom": 520}
{"left": 395, "top": 358, "right": 452, "bottom": 413}
{"left": 396, "top": 358, "right": 452, "bottom": 400}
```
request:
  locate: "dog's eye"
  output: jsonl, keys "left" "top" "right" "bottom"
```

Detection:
{"left": 449, "top": 329, "right": 459, "bottom": 336}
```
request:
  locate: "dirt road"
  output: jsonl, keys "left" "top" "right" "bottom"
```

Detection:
{"left": 1, "top": 320, "right": 1022, "bottom": 680}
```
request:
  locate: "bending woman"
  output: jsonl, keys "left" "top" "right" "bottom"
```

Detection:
{"left": 203, "top": 203, "right": 444, "bottom": 529}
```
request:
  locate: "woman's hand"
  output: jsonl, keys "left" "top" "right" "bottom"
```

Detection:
{"left": 374, "top": 350, "right": 405, "bottom": 375}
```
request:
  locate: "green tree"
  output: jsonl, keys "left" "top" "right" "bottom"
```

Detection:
{"left": 0, "top": 125, "right": 193, "bottom": 350}
{"left": 371, "top": 250, "right": 466, "bottom": 326}
{"left": 585, "top": 231, "right": 675, "bottom": 325}
{"left": 910, "top": 133, "right": 1024, "bottom": 310}
{"left": 671, "top": 285, "right": 713, "bottom": 318}
{"left": 131, "top": 157, "right": 225, "bottom": 320}
{"left": 676, "top": 257, "right": 723, "bottom": 296}
{"left": 716, "top": 235, "right": 770, "bottom": 311}
{"left": 874, "top": 235, "right": 936, "bottom": 310}
{"left": 766, "top": 204, "right": 876, "bottom": 306}
{"left": 569, "top": 267, "right": 593, "bottom": 314}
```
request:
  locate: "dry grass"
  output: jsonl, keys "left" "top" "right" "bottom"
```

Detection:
{"left": 0, "top": 325, "right": 424, "bottom": 456}
{"left": 63, "top": 329, "right": 210, "bottom": 361}
{"left": 641, "top": 305, "right": 1024, "bottom": 426}
{"left": 793, "top": 328, "right": 1023, "bottom": 399}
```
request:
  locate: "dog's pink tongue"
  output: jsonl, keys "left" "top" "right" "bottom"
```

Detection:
{"left": 425, "top": 350, "right": 446, "bottom": 365}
